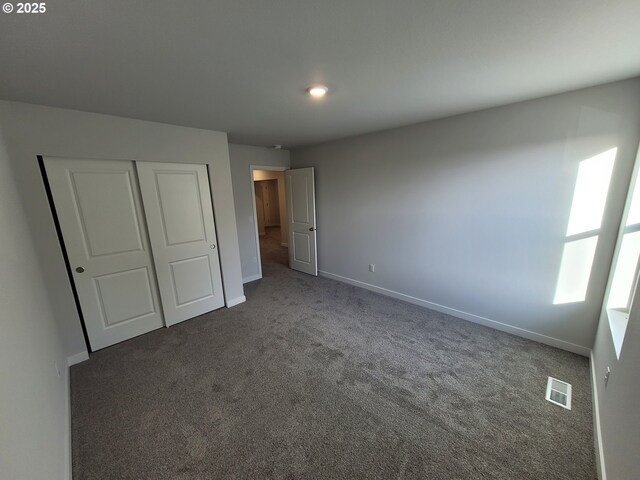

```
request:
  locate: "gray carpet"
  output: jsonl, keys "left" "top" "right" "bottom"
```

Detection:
{"left": 71, "top": 226, "right": 596, "bottom": 479}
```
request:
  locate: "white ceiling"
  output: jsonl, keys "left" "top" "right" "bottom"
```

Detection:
{"left": 1, "top": 0, "right": 639, "bottom": 148}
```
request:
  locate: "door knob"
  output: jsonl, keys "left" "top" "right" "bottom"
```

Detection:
{"left": 76, "top": 267, "right": 85, "bottom": 273}
{"left": 210, "top": 244, "right": 216, "bottom": 249}
{"left": 309, "top": 227, "right": 316, "bottom": 232}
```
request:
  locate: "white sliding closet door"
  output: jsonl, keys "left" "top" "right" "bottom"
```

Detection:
{"left": 44, "top": 157, "right": 165, "bottom": 350}
{"left": 136, "top": 162, "right": 225, "bottom": 326}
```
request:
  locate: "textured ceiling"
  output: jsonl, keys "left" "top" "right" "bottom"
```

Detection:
{"left": 1, "top": 0, "right": 639, "bottom": 147}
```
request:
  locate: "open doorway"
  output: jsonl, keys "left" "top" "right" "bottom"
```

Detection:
{"left": 251, "top": 167, "right": 289, "bottom": 275}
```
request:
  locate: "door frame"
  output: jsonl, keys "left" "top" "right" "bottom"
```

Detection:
{"left": 249, "top": 165, "right": 288, "bottom": 281}
{"left": 41, "top": 156, "right": 227, "bottom": 352}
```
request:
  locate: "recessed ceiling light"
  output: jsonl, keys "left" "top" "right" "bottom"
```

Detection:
{"left": 307, "top": 85, "right": 328, "bottom": 98}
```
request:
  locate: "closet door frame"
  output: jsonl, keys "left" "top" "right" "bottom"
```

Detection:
{"left": 42, "top": 157, "right": 227, "bottom": 351}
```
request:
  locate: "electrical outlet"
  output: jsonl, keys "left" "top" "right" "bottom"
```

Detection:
{"left": 369, "top": 264, "right": 375, "bottom": 273}
{"left": 604, "top": 366, "right": 611, "bottom": 387}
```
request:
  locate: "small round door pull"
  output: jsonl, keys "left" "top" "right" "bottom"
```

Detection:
{"left": 309, "top": 227, "right": 316, "bottom": 232}
{"left": 76, "top": 267, "right": 85, "bottom": 273}
{"left": 210, "top": 244, "right": 216, "bottom": 249}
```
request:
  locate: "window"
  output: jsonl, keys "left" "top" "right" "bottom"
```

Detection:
{"left": 606, "top": 154, "right": 640, "bottom": 358}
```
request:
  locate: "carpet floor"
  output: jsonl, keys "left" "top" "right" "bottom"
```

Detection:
{"left": 71, "top": 227, "right": 596, "bottom": 479}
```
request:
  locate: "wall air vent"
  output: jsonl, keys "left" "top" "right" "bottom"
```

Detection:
{"left": 545, "top": 377, "right": 572, "bottom": 410}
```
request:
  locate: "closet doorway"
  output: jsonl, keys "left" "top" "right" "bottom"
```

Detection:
{"left": 44, "top": 157, "right": 225, "bottom": 351}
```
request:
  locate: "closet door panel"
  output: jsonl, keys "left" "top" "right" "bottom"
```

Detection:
{"left": 137, "top": 162, "right": 225, "bottom": 326}
{"left": 44, "top": 157, "right": 165, "bottom": 350}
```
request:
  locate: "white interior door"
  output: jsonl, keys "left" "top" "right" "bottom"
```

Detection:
{"left": 136, "top": 162, "right": 224, "bottom": 326}
{"left": 44, "top": 157, "right": 165, "bottom": 351}
{"left": 286, "top": 167, "right": 318, "bottom": 276}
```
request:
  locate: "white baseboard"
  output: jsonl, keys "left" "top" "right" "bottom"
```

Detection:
{"left": 243, "top": 273, "right": 262, "bottom": 283}
{"left": 590, "top": 352, "right": 607, "bottom": 480}
{"left": 67, "top": 351, "right": 89, "bottom": 367}
{"left": 318, "top": 270, "right": 591, "bottom": 357}
{"left": 227, "top": 295, "right": 246, "bottom": 307}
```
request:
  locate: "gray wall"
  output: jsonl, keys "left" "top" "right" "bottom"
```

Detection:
{"left": 291, "top": 78, "right": 640, "bottom": 354}
{"left": 0, "top": 101, "right": 245, "bottom": 360}
{"left": 591, "top": 149, "right": 640, "bottom": 479}
{"left": 592, "top": 289, "right": 640, "bottom": 479}
{"left": 229, "top": 144, "right": 290, "bottom": 282}
{"left": 0, "top": 122, "right": 69, "bottom": 478}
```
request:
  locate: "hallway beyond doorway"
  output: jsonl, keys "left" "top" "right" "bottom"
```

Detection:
{"left": 259, "top": 226, "right": 288, "bottom": 274}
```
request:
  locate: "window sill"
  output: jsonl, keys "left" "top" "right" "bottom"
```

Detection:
{"left": 607, "top": 308, "right": 629, "bottom": 359}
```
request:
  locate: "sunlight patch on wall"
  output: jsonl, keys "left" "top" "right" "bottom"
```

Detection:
{"left": 554, "top": 148, "right": 617, "bottom": 305}
{"left": 554, "top": 237, "right": 599, "bottom": 304}
{"left": 565, "top": 148, "right": 616, "bottom": 236}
